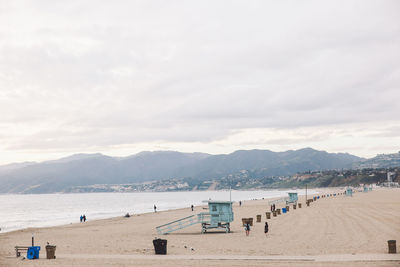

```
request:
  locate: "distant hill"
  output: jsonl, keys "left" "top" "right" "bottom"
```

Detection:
{"left": 0, "top": 148, "right": 362, "bottom": 193}
{"left": 353, "top": 152, "right": 400, "bottom": 169}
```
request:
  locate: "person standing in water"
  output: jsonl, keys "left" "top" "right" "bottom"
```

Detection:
{"left": 264, "top": 222, "right": 269, "bottom": 236}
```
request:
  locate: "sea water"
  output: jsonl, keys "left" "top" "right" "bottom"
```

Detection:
{"left": 0, "top": 189, "right": 315, "bottom": 233}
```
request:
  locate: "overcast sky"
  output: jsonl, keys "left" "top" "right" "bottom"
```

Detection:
{"left": 0, "top": 0, "right": 399, "bottom": 164}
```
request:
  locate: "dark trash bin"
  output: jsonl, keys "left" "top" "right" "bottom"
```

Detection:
{"left": 153, "top": 238, "right": 167, "bottom": 255}
{"left": 46, "top": 245, "right": 56, "bottom": 259}
{"left": 388, "top": 240, "right": 397, "bottom": 254}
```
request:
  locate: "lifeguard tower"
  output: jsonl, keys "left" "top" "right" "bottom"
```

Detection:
{"left": 286, "top": 192, "right": 298, "bottom": 204}
{"left": 346, "top": 188, "right": 353, "bottom": 197}
{"left": 156, "top": 200, "right": 234, "bottom": 235}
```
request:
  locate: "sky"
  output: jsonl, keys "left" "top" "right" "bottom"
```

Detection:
{"left": 0, "top": 0, "right": 399, "bottom": 164}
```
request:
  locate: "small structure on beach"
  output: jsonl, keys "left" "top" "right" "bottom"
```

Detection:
{"left": 156, "top": 200, "right": 234, "bottom": 235}
{"left": 286, "top": 192, "right": 298, "bottom": 204}
{"left": 346, "top": 188, "right": 353, "bottom": 197}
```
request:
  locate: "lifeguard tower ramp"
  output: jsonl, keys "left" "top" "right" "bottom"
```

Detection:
{"left": 268, "top": 192, "right": 298, "bottom": 206}
{"left": 156, "top": 200, "right": 233, "bottom": 235}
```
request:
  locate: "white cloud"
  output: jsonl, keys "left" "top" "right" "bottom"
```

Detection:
{"left": 0, "top": 0, "right": 399, "bottom": 163}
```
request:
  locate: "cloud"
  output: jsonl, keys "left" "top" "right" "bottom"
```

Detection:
{"left": 0, "top": 0, "right": 399, "bottom": 162}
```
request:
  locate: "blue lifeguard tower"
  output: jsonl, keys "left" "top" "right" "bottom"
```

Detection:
{"left": 286, "top": 192, "right": 298, "bottom": 204}
{"left": 156, "top": 200, "right": 234, "bottom": 234}
{"left": 346, "top": 188, "right": 353, "bottom": 197}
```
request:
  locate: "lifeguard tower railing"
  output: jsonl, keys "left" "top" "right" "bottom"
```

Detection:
{"left": 156, "top": 212, "right": 211, "bottom": 235}
{"left": 268, "top": 193, "right": 298, "bottom": 206}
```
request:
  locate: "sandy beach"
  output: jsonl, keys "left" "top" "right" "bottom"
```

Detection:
{"left": 1, "top": 188, "right": 399, "bottom": 266}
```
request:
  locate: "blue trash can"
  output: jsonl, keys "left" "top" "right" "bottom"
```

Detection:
{"left": 282, "top": 208, "right": 286, "bottom": 213}
{"left": 27, "top": 246, "right": 40, "bottom": 259}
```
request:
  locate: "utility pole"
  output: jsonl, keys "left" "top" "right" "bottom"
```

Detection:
{"left": 305, "top": 184, "right": 307, "bottom": 204}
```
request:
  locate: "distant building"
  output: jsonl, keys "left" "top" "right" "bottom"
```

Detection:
{"left": 387, "top": 172, "right": 395, "bottom": 182}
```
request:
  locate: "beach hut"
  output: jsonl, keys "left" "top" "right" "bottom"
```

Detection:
{"left": 286, "top": 192, "right": 298, "bottom": 204}
{"left": 346, "top": 188, "right": 353, "bottom": 197}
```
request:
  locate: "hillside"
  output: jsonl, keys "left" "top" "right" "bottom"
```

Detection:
{"left": 0, "top": 148, "right": 362, "bottom": 193}
{"left": 353, "top": 152, "right": 400, "bottom": 169}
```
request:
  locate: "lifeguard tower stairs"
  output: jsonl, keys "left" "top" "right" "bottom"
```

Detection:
{"left": 156, "top": 200, "right": 233, "bottom": 235}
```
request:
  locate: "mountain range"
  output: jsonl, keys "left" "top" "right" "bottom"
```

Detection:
{"left": 0, "top": 148, "right": 368, "bottom": 193}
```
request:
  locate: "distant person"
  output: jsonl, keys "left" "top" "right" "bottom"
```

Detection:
{"left": 191, "top": 205, "right": 194, "bottom": 211}
{"left": 245, "top": 223, "right": 251, "bottom": 236}
{"left": 239, "top": 201, "right": 242, "bottom": 207}
{"left": 80, "top": 215, "right": 83, "bottom": 223}
{"left": 270, "top": 205, "right": 273, "bottom": 212}
{"left": 273, "top": 204, "right": 276, "bottom": 212}
{"left": 154, "top": 205, "right": 157, "bottom": 213}
{"left": 264, "top": 222, "right": 269, "bottom": 236}
{"left": 83, "top": 215, "right": 86, "bottom": 222}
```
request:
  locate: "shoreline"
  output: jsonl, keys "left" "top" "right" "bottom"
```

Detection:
{"left": 0, "top": 188, "right": 321, "bottom": 235}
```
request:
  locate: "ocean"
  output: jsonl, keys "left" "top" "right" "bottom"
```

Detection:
{"left": 0, "top": 189, "right": 315, "bottom": 233}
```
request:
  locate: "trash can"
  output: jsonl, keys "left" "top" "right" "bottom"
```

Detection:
{"left": 293, "top": 204, "right": 296, "bottom": 210}
{"left": 153, "top": 238, "right": 167, "bottom": 255}
{"left": 256, "top": 215, "right": 261, "bottom": 222}
{"left": 46, "top": 245, "right": 56, "bottom": 259}
{"left": 273, "top": 211, "right": 277, "bottom": 217}
{"left": 286, "top": 206, "right": 289, "bottom": 212}
{"left": 298, "top": 203, "right": 302, "bottom": 208}
{"left": 266, "top": 212, "right": 271, "bottom": 219}
{"left": 27, "top": 246, "right": 40, "bottom": 260}
{"left": 248, "top": 218, "right": 254, "bottom": 226}
{"left": 388, "top": 240, "right": 397, "bottom": 254}
{"left": 276, "top": 209, "right": 281, "bottom": 215}
{"left": 282, "top": 208, "right": 286, "bottom": 213}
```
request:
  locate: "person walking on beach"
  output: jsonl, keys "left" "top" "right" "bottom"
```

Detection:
{"left": 245, "top": 223, "right": 251, "bottom": 236}
{"left": 83, "top": 215, "right": 86, "bottom": 222}
{"left": 239, "top": 200, "right": 242, "bottom": 207}
{"left": 80, "top": 215, "right": 83, "bottom": 223}
{"left": 264, "top": 222, "right": 269, "bottom": 236}
{"left": 191, "top": 205, "right": 194, "bottom": 211}
{"left": 154, "top": 205, "right": 157, "bottom": 213}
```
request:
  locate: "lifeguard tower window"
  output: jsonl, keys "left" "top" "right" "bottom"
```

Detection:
{"left": 212, "top": 205, "right": 217, "bottom": 212}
